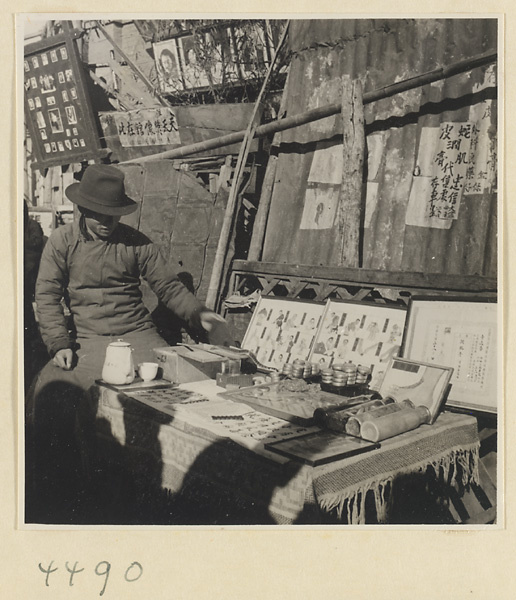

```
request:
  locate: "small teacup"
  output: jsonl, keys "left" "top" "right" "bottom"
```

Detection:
{"left": 139, "top": 362, "right": 159, "bottom": 382}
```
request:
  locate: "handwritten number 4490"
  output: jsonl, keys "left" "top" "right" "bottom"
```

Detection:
{"left": 38, "top": 561, "right": 143, "bottom": 596}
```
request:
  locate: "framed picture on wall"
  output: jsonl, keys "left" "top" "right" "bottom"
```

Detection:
{"left": 241, "top": 296, "right": 326, "bottom": 369}
{"left": 204, "top": 28, "right": 239, "bottom": 86}
{"left": 308, "top": 299, "right": 408, "bottom": 389}
{"left": 153, "top": 38, "right": 184, "bottom": 93}
{"left": 177, "top": 34, "right": 210, "bottom": 89}
{"left": 401, "top": 297, "right": 498, "bottom": 413}
{"left": 24, "top": 29, "right": 106, "bottom": 169}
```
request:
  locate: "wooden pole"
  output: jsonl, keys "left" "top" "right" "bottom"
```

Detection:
{"left": 247, "top": 69, "right": 291, "bottom": 261}
{"left": 204, "top": 21, "right": 290, "bottom": 310}
{"left": 120, "top": 51, "right": 497, "bottom": 165}
{"left": 95, "top": 21, "right": 170, "bottom": 108}
{"left": 338, "top": 76, "right": 365, "bottom": 267}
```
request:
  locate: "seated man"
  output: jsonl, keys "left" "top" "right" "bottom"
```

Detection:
{"left": 27, "top": 164, "right": 232, "bottom": 522}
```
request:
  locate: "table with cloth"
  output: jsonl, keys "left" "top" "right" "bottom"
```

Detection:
{"left": 90, "top": 380, "right": 480, "bottom": 525}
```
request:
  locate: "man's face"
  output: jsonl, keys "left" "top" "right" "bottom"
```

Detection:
{"left": 161, "top": 53, "right": 174, "bottom": 74}
{"left": 82, "top": 209, "right": 120, "bottom": 239}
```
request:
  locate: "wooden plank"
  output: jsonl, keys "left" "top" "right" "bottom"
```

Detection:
{"left": 248, "top": 70, "right": 291, "bottom": 261}
{"left": 479, "top": 427, "right": 497, "bottom": 443}
{"left": 257, "top": 276, "right": 281, "bottom": 296}
{"left": 464, "top": 506, "right": 496, "bottom": 525}
{"left": 351, "top": 288, "right": 373, "bottom": 302}
{"left": 338, "top": 76, "right": 364, "bottom": 267}
{"left": 459, "top": 484, "right": 494, "bottom": 524}
{"left": 478, "top": 459, "right": 497, "bottom": 507}
{"left": 174, "top": 104, "right": 257, "bottom": 131}
{"left": 231, "top": 260, "right": 497, "bottom": 292}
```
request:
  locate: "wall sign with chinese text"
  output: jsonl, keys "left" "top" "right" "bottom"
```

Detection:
{"left": 406, "top": 122, "right": 474, "bottom": 228}
{"left": 103, "top": 108, "right": 181, "bottom": 147}
{"left": 465, "top": 63, "right": 497, "bottom": 196}
{"left": 24, "top": 30, "right": 105, "bottom": 170}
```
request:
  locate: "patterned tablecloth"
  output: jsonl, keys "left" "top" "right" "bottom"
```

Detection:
{"left": 93, "top": 381, "right": 480, "bottom": 525}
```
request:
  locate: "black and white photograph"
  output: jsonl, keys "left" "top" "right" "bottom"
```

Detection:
{"left": 20, "top": 15, "right": 500, "bottom": 533}
{"left": 64, "top": 104, "right": 77, "bottom": 124}
{"left": 34, "top": 110, "right": 45, "bottom": 129}
{"left": 47, "top": 106, "right": 64, "bottom": 132}
{"left": 38, "top": 72, "right": 55, "bottom": 92}
{"left": 177, "top": 33, "right": 211, "bottom": 89}
{"left": 153, "top": 38, "right": 184, "bottom": 93}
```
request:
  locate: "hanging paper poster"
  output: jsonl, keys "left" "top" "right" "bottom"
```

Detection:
{"left": 406, "top": 122, "right": 472, "bottom": 228}
{"left": 464, "top": 64, "right": 497, "bottom": 196}
{"left": 300, "top": 143, "right": 342, "bottom": 230}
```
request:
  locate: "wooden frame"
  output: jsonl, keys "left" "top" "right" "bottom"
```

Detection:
{"left": 177, "top": 34, "right": 210, "bottom": 90}
{"left": 228, "top": 260, "right": 497, "bottom": 305}
{"left": 153, "top": 38, "right": 184, "bottom": 93}
{"left": 401, "top": 297, "right": 498, "bottom": 414}
{"left": 24, "top": 29, "right": 106, "bottom": 170}
{"left": 308, "top": 299, "right": 407, "bottom": 389}
{"left": 377, "top": 357, "right": 454, "bottom": 424}
{"left": 241, "top": 296, "right": 325, "bottom": 369}
{"left": 264, "top": 430, "right": 379, "bottom": 466}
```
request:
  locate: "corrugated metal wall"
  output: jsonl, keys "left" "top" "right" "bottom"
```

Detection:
{"left": 262, "top": 19, "right": 497, "bottom": 278}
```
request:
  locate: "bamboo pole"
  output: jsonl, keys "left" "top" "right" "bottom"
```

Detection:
{"left": 204, "top": 21, "right": 290, "bottom": 310}
{"left": 120, "top": 51, "right": 497, "bottom": 165}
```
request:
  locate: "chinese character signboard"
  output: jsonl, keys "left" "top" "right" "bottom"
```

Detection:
{"left": 24, "top": 30, "right": 105, "bottom": 170}
{"left": 429, "top": 122, "right": 472, "bottom": 220}
{"left": 406, "top": 108, "right": 496, "bottom": 229}
{"left": 108, "top": 108, "right": 181, "bottom": 147}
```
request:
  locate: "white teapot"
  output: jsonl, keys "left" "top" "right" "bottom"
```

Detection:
{"left": 102, "top": 339, "right": 135, "bottom": 385}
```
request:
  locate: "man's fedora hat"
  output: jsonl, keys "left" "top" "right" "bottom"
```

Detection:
{"left": 65, "top": 164, "right": 138, "bottom": 216}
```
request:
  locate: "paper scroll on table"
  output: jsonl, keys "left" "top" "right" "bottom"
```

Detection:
{"left": 315, "top": 397, "right": 431, "bottom": 442}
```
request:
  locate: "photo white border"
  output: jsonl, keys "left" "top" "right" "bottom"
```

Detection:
{"left": 8, "top": 8, "right": 510, "bottom": 600}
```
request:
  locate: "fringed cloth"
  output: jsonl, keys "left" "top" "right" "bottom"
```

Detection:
{"left": 95, "top": 387, "right": 479, "bottom": 525}
{"left": 313, "top": 412, "right": 479, "bottom": 524}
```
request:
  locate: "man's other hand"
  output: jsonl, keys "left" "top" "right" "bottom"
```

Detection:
{"left": 53, "top": 348, "right": 74, "bottom": 370}
{"left": 199, "top": 311, "right": 234, "bottom": 347}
